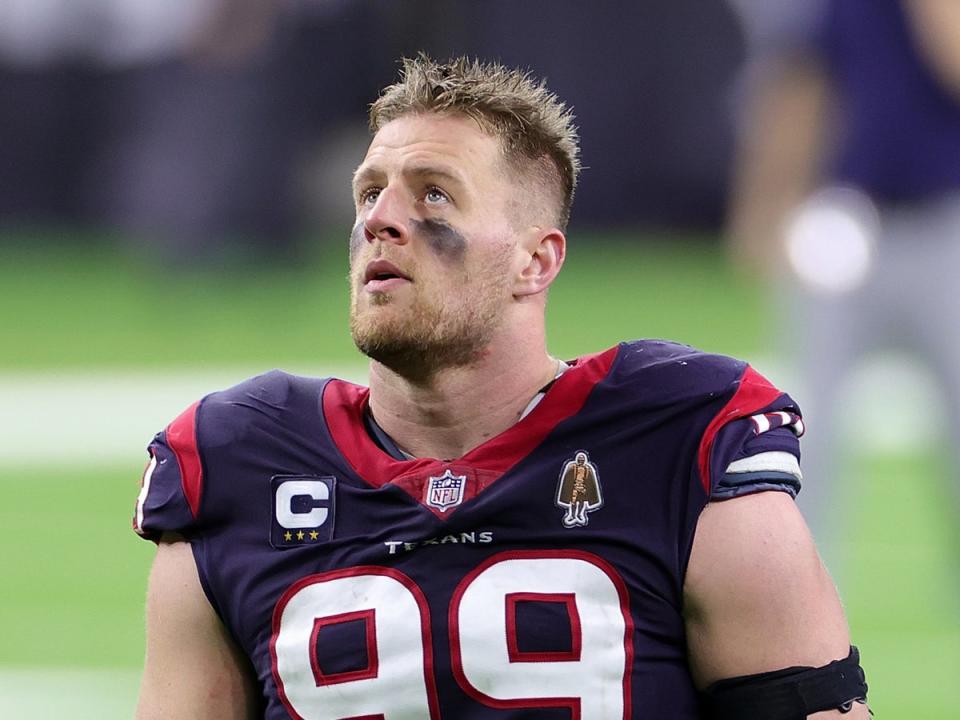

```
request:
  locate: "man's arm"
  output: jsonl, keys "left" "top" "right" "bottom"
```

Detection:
{"left": 725, "top": 56, "right": 831, "bottom": 276}
{"left": 905, "top": 0, "right": 960, "bottom": 100}
{"left": 684, "top": 491, "right": 869, "bottom": 718}
{"left": 136, "top": 536, "right": 260, "bottom": 720}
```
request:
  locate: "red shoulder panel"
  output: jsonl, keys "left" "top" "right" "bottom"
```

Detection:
{"left": 165, "top": 400, "right": 203, "bottom": 519}
{"left": 695, "top": 365, "right": 784, "bottom": 494}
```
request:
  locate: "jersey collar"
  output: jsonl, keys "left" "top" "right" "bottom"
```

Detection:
{"left": 322, "top": 346, "right": 619, "bottom": 493}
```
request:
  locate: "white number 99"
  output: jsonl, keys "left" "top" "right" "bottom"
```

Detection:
{"left": 271, "top": 551, "right": 632, "bottom": 719}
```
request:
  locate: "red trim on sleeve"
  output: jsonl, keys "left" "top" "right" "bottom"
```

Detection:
{"left": 695, "top": 365, "right": 785, "bottom": 494}
{"left": 165, "top": 400, "right": 203, "bottom": 519}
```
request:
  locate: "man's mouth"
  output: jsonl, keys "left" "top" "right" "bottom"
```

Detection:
{"left": 363, "top": 259, "right": 412, "bottom": 291}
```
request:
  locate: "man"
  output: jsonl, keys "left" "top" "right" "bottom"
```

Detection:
{"left": 133, "top": 55, "right": 869, "bottom": 718}
{"left": 727, "top": 0, "right": 960, "bottom": 564}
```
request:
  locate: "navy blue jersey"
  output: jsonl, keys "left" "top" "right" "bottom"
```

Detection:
{"left": 768, "top": 0, "right": 960, "bottom": 201}
{"left": 133, "top": 340, "right": 803, "bottom": 719}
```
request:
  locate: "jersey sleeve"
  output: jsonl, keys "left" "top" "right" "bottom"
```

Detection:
{"left": 132, "top": 399, "right": 205, "bottom": 541}
{"left": 710, "top": 415, "right": 804, "bottom": 500}
{"left": 696, "top": 365, "right": 805, "bottom": 501}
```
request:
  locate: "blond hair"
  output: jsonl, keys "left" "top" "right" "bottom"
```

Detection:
{"left": 369, "top": 54, "right": 580, "bottom": 230}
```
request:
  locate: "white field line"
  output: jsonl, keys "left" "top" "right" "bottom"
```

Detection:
{"left": 0, "top": 355, "right": 942, "bottom": 466}
{"left": 0, "top": 356, "right": 945, "bottom": 467}
{"left": 0, "top": 667, "right": 140, "bottom": 718}
{"left": 0, "top": 366, "right": 367, "bottom": 465}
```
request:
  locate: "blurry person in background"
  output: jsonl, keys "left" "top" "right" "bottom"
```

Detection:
{"left": 0, "top": 0, "right": 377, "bottom": 267}
{"left": 0, "top": 0, "right": 250, "bottom": 236}
{"left": 2, "top": 0, "right": 751, "bottom": 267}
{"left": 96, "top": 0, "right": 382, "bottom": 268}
{"left": 726, "top": 0, "right": 960, "bottom": 565}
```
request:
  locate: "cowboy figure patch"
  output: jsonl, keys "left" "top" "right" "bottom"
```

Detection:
{"left": 425, "top": 469, "right": 467, "bottom": 512}
{"left": 556, "top": 451, "right": 603, "bottom": 527}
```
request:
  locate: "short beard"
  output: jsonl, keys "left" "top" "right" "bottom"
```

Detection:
{"left": 350, "top": 277, "right": 506, "bottom": 382}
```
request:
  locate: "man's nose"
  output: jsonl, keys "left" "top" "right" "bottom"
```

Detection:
{"left": 362, "top": 187, "right": 410, "bottom": 245}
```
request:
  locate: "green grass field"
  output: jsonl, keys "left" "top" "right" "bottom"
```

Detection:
{"left": 1, "top": 234, "right": 957, "bottom": 717}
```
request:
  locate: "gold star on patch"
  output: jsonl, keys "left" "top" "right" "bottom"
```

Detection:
{"left": 309, "top": 530, "right": 319, "bottom": 540}
{"left": 284, "top": 531, "right": 292, "bottom": 542}
{"left": 296, "top": 530, "right": 305, "bottom": 541}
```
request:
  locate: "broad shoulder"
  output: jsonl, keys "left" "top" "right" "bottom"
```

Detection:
{"left": 195, "top": 370, "right": 335, "bottom": 445}
{"left": 608, "top": 339, "right": 754, "bottom": 402}
{"left": 202, "top": 369, "right": 330, "bottom": 409}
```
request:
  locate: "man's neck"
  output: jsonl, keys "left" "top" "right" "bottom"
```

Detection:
{"left": 366, "top": 339, "right": 558, "bottom": 461}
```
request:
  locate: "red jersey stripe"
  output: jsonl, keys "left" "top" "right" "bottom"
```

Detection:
{"left": 165, "top": 399, "right": 203, "bottom": 519}
{"left": 695, "top": 365, "right": 785, "bottom": 495}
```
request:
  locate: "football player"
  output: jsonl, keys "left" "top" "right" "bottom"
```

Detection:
{"left": 133, "top": 55, "right": 869, "bottom": 719}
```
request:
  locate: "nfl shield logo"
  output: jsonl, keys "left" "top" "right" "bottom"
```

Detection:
{"left": 426, "top": 470, "right": 466, "bottom": 512}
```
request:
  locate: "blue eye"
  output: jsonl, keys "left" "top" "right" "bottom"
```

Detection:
{"left": 359, "top": 188, "right": 381, "bottom": 205}
{"left": 425, "top": 187, "right": 449, "bottom": 204}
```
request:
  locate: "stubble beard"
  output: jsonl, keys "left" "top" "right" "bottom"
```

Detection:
{"left": 350, "top": 267, "right": 509, "bottom": 381}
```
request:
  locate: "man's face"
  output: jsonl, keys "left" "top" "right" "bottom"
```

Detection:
{"left": 349, "top": 113, "right": 522, "bottom": 376}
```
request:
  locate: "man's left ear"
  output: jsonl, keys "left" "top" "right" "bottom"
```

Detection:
{"left": 514, "top": 229, "right": 566, "bottom": 297}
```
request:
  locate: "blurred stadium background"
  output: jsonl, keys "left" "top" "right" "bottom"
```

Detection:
{"left": 1, "top": 1, "right": 958, "bottom": 717}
